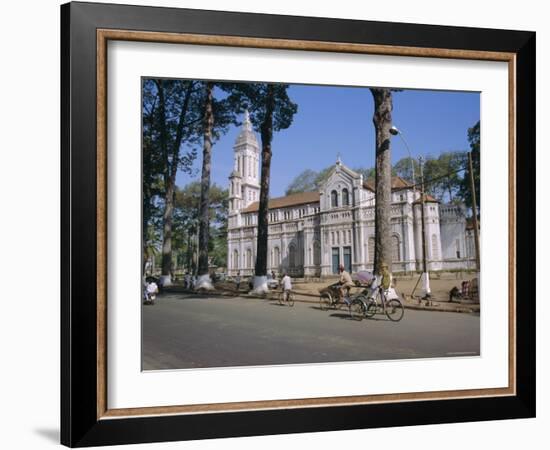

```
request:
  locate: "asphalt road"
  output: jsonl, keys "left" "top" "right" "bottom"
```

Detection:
{"left": 142, "top": 293, "right": 480, "bottom": 370}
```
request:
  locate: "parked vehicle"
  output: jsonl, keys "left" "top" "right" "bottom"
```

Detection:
{"left": 214, "top": 272, "right": 227, "bottom": 282}
{"left": 246, "top": 275, "right": 279, "bottom": 290}
{"left": 267, "top": 275, "right": 279, "bottom": 289}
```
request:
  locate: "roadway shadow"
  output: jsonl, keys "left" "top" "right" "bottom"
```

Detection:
{"left": 308, "top": 305, "right": 325, "bottom": 311}
{"left": 326, "top": 311, "right": 396, "bottom": 322}
{"left": 308, "top": 305, "right": 347, "bottom": 312}
{"left": 361, "top": 314, "right": 394, "bottom": 322}
{"left": 329, "top": 312, "right": 356, "bottom": 320}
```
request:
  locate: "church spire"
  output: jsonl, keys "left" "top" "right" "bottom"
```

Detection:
{"left": 243, "top": 109, "right": 252, "bottom": 131}
{"left": 234, "top": 109, "right": 259, "bottom": 149}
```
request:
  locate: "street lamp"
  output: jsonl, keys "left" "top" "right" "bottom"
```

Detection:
{"left": 389, "top": 126, "right": 431, "bottom": 303}
{"left": 418, "top": 155, "right": 431, "bottom": 303}
{"left": 389, "top": 126, "right": 416, "bottom": 190}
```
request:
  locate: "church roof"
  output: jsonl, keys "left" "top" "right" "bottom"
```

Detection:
{"left": 242, "top": 191, "right": 320, "bottom": 213}
{"left": 363, "top": 176, "right": 413, "bottom": 192}
{"left": 413, "top": 193, "right": 438, "bottom": 203}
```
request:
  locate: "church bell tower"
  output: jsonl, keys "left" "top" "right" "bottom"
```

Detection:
{"left": 228, "top": 110, "right": 260, "bottom": 213}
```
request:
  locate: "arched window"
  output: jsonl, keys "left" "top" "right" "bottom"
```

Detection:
{"left": 431, "top": 234, "right": 440, "bottom": 261}
{"left": 368, "top": 237, "right": 375, "bottom": 262}
{"left": 273, "top": 246, "right": 280, "bottom": 268}
{"left": 313, "top": 241, "right": 321, "bottom": 266}
{"left": 392, "top": 235, "right": 400, "bottom": 262}
{"left": 342, "top": 188, "right": 349, "bottom": 206}
{"left": 331, "top": 190, "right": 338, "bottom": 208}
{"left": 289, "top": 244, "right": 296, "bottom": 268}
{"left": 246, "top": 248, "right": 252, "bottom": 268}
{"left": 233, "top": 250, "right": 239, "bottom": 270}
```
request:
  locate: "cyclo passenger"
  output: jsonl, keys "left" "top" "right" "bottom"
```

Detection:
{"left": 370, "top": 262, "right": 392, "bottom": 304}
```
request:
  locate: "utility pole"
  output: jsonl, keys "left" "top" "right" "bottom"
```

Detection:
{"left": 419, "top": 156, "right": 431, "bottom": 303}
{"left": 468, "top": 151, "right": 481, "bottom": 272}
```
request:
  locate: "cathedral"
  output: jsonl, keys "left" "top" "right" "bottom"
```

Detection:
{"left": 227, "top": 112, "right": 476, "bottom": 278}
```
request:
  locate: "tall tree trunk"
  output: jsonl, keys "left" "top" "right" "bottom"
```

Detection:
{"left": 142, "top": 92, "right": 159, "bottom": 276}
{"left": 157, "top": 80, "right": 194, "bottom": 283}
{"left": 142, "top": 204, "right": 150, "bottom": 276}
{"left": 371, "top": 88, "right": 393, "bottom": 274}
{"left": 197, "top": 82, "right": 214, "bottom": 288}
{"left": 156, "top": 80, "right": 173, "bottom": 280}
{"left": 255, "top": 85, "right": 275, "bottom": 281}
{"left": 186, "top": 230, "right": 193, "bottom": 272}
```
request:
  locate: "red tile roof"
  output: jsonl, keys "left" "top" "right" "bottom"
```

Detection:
{"left": 413, "top": 193, "right": 438, "bottom": 203}
{"left": 242, "top": 191, "right": 320, "bottom": 213}
{"left": 363, "top": 176, "right": 413, "bottom": 192}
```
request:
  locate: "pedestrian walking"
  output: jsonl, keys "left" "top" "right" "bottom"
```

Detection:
{"left": 235, "top": 271, "right": 241, "bottom": 291}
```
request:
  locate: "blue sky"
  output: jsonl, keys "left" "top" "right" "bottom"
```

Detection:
{"left": 176, "top": 84, "right": 479, "bottom": 197}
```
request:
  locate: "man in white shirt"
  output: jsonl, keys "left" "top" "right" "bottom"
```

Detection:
{"left": 281, "top": 273, "right": 292, "bottom": 302}
{"left": 145, "top": 279, "right": 158, "bottom": 303}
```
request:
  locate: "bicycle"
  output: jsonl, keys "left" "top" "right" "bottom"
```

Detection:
{"left": 365, "top": 286, "right": 405, "bottom": 322}
{"left": 347, "top": 295, "right": 369, "bottom": 321}
{"left": 319, "top": 283, "right": 345, "bottom": 311}
{"left": 278, "top": 290, "right": 295, "bottom": 307}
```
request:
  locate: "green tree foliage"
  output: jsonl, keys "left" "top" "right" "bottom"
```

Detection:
{"left": 314, "top": 167, "right": 333, "bottom": 186}
{"left": 284, "top": 150, "right": 471, "bottom": 204}
{"left": 353, "top": 166, "right": 377, "bottom": 182}
{"left": 285, "top": 169, "right": 319, "bottom": 195}
{"left": 436, "top": 151, "right": 468, "bottom": 202}
{"left": 173, "top": 182, "right": 228, "bottom": 272}
{"left": 142, "top": 79, "right": 201, "bottom": 275}
{"left": 458, "top": 121, "right": 480, "bottom": 214}
{"left": 393, "top": 157, "right": 420, "bottom": 185}
{"left": 284, "top": 166, "right": 376, "bottom": 195}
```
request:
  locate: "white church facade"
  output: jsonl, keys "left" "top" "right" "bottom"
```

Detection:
{"left": 227, "top": 113, "right": 476, "bottom": 278}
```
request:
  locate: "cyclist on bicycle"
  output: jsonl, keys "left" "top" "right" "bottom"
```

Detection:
{"left": 337, "top": 264, "right": 354, "bottom": 305}
{"left": 281, "top": 272, "right": 292, "bottom": 302}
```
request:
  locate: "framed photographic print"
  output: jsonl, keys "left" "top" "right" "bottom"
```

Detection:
{"left": 61, "top": 1, "right": 535, "bottom": 447}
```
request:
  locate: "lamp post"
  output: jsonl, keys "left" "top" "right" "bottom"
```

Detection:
{"left": 389, "top": 126, "right": 416, "bottom": 189}
{"left": 418, "top": 155, "right": 431, "bottom": 303}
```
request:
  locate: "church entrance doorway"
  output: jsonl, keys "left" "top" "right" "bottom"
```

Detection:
{"left": 343, "top": 246, "right": 352, "bottom": 273}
